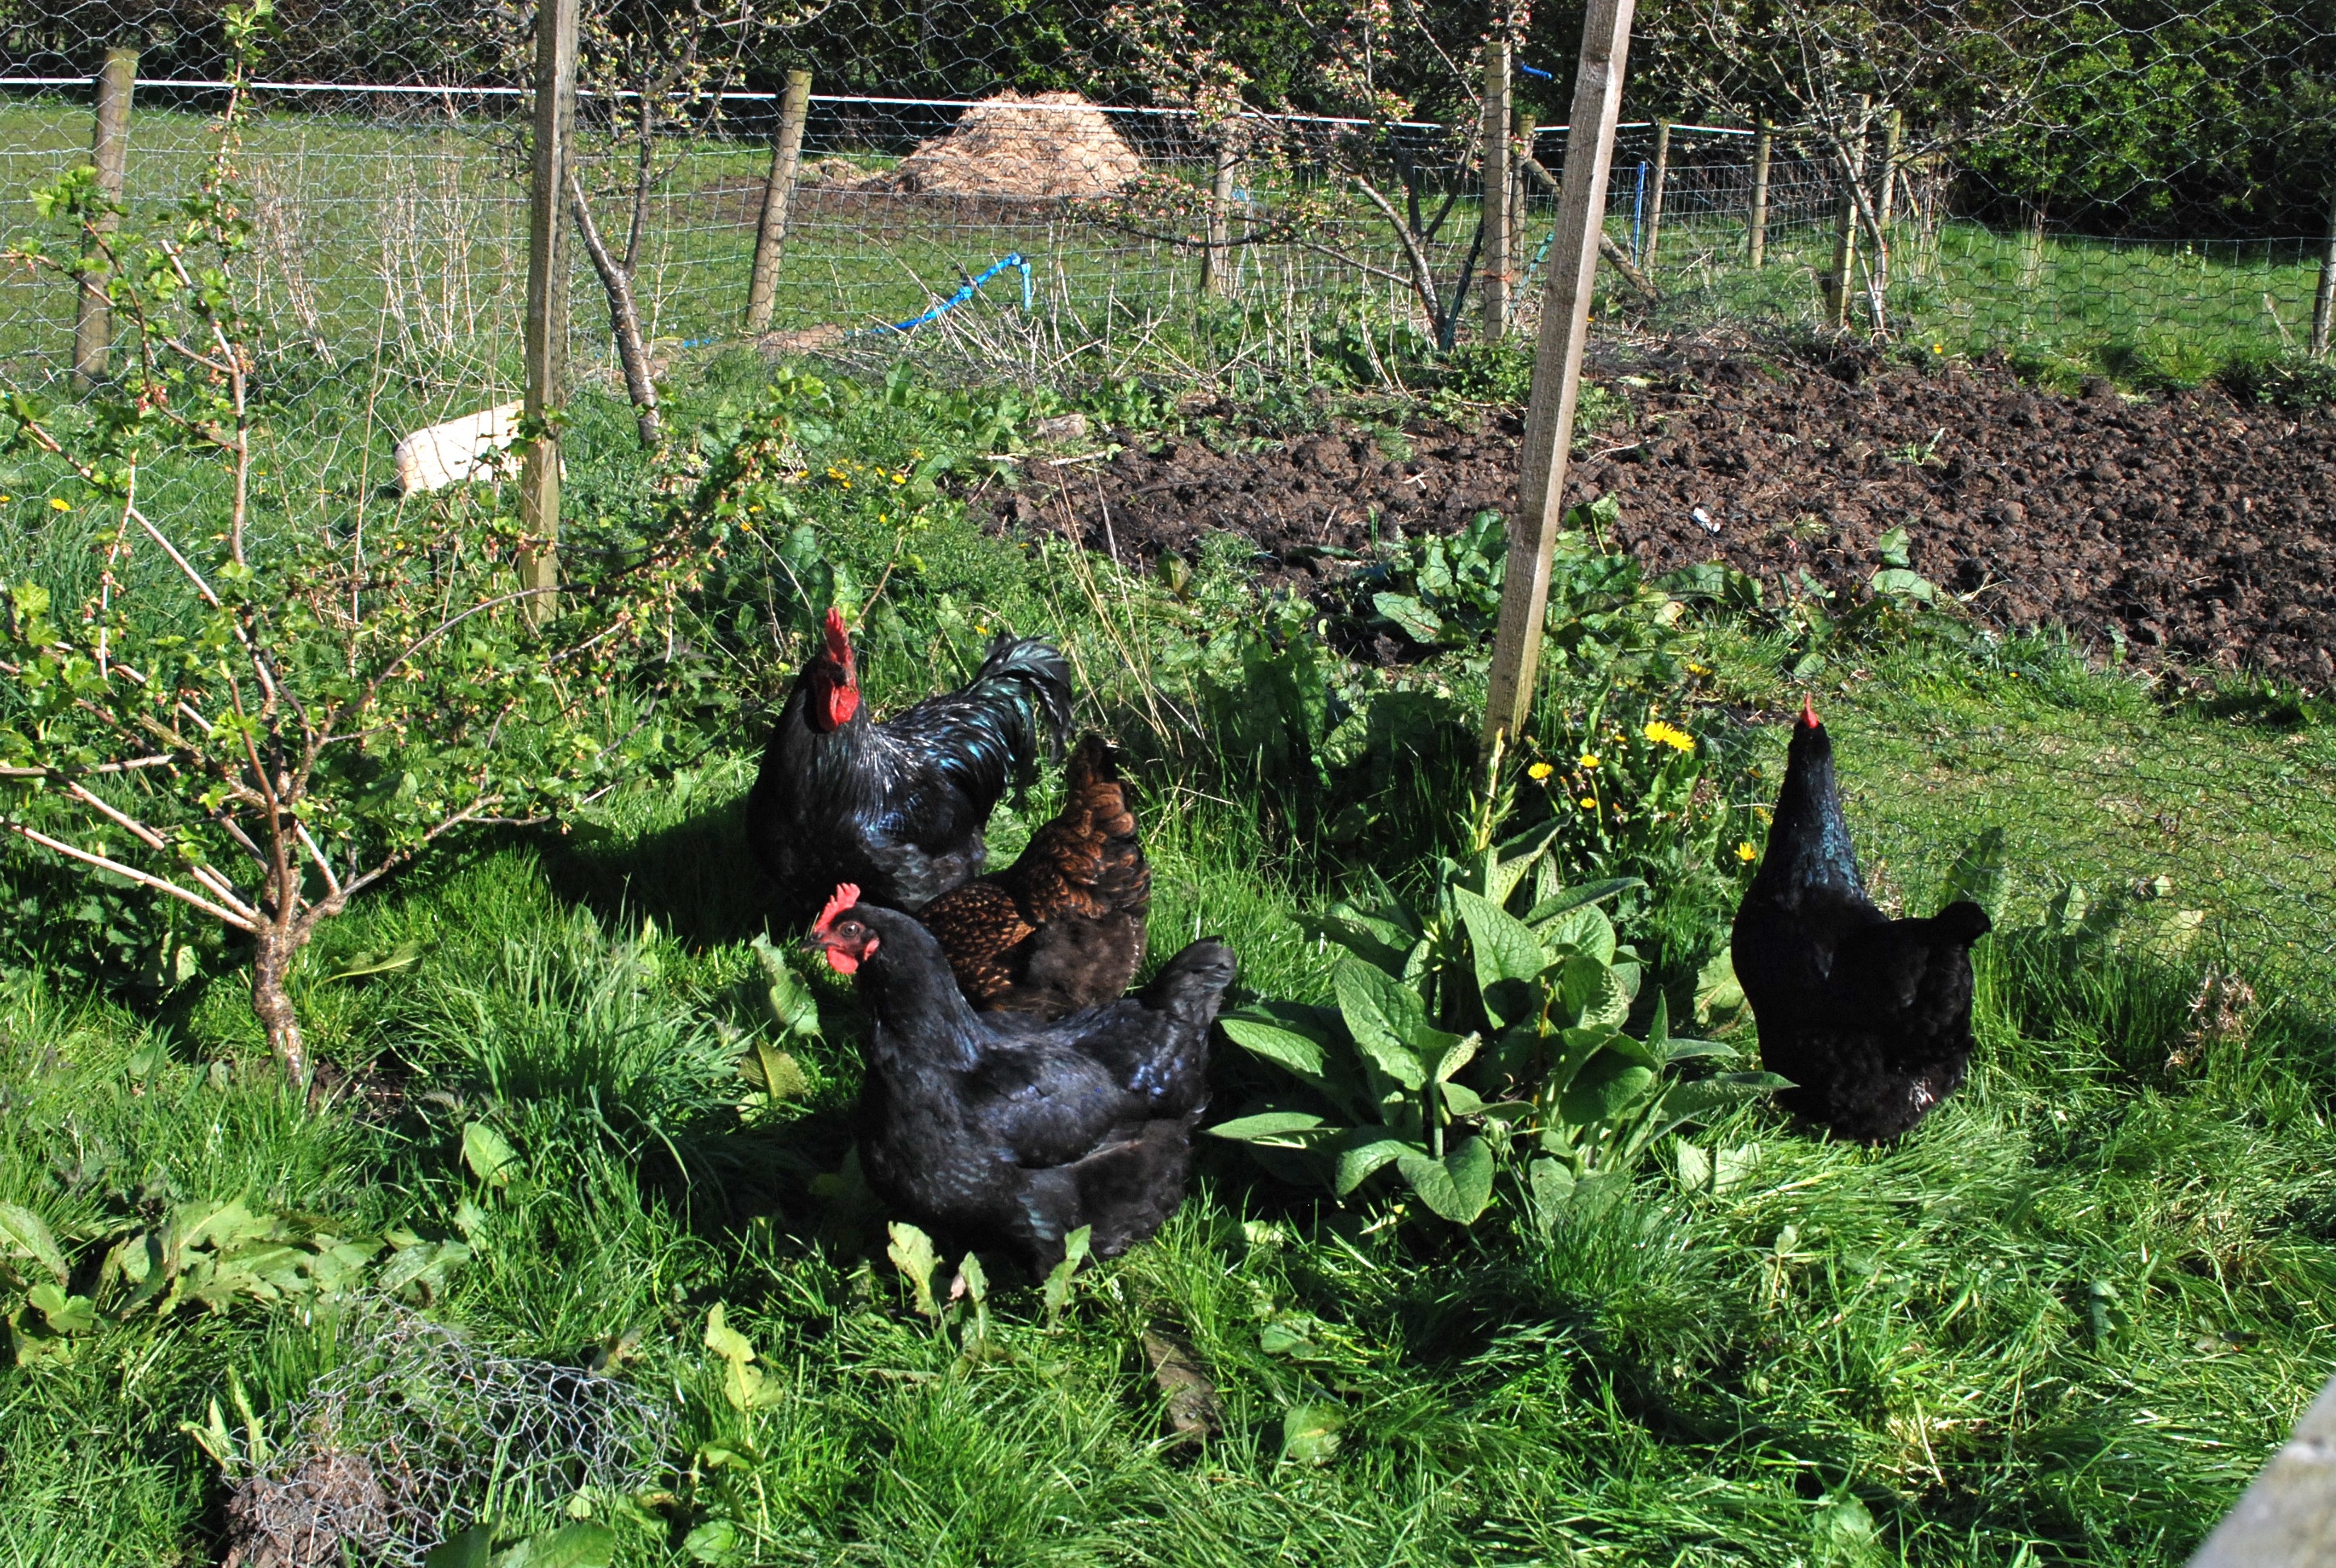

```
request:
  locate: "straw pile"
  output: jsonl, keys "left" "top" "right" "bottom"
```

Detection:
{"left": 858, "top": 91, "right": 1143, "bottom": 200}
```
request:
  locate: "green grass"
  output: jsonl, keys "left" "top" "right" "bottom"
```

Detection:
{"left": 1, "top": 342, "right": 2333, "bottom": 1566}
{"left": 7, "top": 94, "right": 2320, "bottom": 407}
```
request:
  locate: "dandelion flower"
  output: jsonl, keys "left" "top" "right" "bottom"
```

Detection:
{"left": 1577, "top": 753, "right": 1600, "bottom": 770}
{"left": 1686, "top": 662, "right": 1709, "bottom": 676}
{"left": 1735, "top": 840, "right": 1758, "bottom": 863}
{"left": 1528, "top": 761, "right": 1554, "bottom": 782}
{"left": 1932, "top": 343, "right": 1944, "bottom": 353}
{"left": 1643, "top": 719, "right": 1695, "bottom": 753}
{"left": 49, "top": 498, "right": 70, "bottom": 512}
{"left": 1579, "top": 796, "right": 1598, "bottom": 810}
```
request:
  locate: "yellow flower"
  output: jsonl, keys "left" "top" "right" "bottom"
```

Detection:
{"left": 1643, "top": 719, "right": 1695, "bottom": 753}
{"left": 48, "top": 498, "right": 70, "bottom": 512}
{"left": 1932, "top": 343, "right": 1945, "bottom": 353}
{"left": 1528, "top": 761, "right": 1554, "bottom": 781}
{"left": 1577, "top": 753, "right": 1600, "bottom": 770}
{"left": 1735, "top": 840, "right": 1758, "bottom": 863}
{"left": 1579, "top": 796, "right": 1597, "bottom": 810}
{"left": 1686, "top": 662, "right": 1709, "bottom": 676}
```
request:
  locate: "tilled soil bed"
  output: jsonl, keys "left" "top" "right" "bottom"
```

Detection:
{"left": 983, "top": 340, "right": 2336, "bottom": 686}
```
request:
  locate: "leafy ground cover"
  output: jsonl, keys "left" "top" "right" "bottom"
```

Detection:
{"left": 0, "top": 352, "right": 2331, "bottom": 1568}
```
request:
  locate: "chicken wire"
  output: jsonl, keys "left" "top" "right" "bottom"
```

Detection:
{"left": 219, "top": 1297, "right": 671, "bottom": 1568}
{"left": 2, "top": 0, "right": 2331, "bottom": 402}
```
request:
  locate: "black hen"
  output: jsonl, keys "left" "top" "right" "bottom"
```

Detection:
{"left": 1732, "top": 697, "right": 1992, "bottom": 1141}
{"left": 805, "top": 883, "right": 1234, "bottom": 1271}
{"left": 747, "top": 609, "right": 1073, "bottom": 924}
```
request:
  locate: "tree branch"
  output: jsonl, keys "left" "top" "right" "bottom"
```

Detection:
{"left": 6, "top": 823, "right": 257, "bottom": 932}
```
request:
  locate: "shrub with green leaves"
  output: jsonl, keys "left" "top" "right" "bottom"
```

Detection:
{"left": 1212, "top": 769, "right": 1779, "bottom": 1224}
{"left": 0, "top": 60, "right": 720, "bottom": 1087}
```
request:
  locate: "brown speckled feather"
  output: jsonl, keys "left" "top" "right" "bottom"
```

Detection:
{"left": 919, "top": 733, "right": 1151, "bottom": 1017}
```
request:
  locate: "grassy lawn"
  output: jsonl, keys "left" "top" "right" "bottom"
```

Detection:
{"left": 5, "top": 94, "right": 2317, "bottom": 397}
{"left": 0, "top": 340, "right": 2330, "bottom": 1568}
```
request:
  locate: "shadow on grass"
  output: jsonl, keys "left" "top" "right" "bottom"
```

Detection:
{"left": 539, "top": 789, "right": 775, "bottom": 951}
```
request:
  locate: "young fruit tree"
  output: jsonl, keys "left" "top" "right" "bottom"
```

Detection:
{"left": 0, "top": 55, "right": 719, "bottom": 1088}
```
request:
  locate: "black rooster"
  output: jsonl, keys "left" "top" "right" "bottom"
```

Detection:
{"left": 1732, "top": 697, "right": 1992, "bottom": 1141}
{"left": 805, "top": 883, "right": 1234, "bottom": 1271}
{"left": 746, "top": 609, "right": 1073, "bottom": 925}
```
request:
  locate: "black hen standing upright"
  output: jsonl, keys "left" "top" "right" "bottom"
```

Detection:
{"left": 1732, "top": 697, "right": 1992, "bottom": 1141}
{"left": 805, "top": 883, "right": 1234, "bottom": 1272}
{"left": 747, "top": 609, "right": 1073, "bottom": 925}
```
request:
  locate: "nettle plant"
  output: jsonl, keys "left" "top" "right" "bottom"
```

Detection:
{"left": 0, "top": 59, "right": 715, "bottom": 1087}
{"left": 1212, "top": 757, "right": 1780, "bottom": 1225}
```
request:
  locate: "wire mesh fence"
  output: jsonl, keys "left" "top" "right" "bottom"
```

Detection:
{"left": 2, "top": 0, "right": 2331, "bottom": 398}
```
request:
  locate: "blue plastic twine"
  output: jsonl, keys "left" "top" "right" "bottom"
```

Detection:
{"left": 863, "top": 253, "right": 1034, "bottom": 336}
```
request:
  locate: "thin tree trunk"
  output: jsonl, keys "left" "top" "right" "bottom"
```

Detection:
{"left": 571, "top": 170, "right": 663, "bottom": 448}
{"left": 252, "top": 923, "right": 310, "bottom": 1088}
{"left": 624, "top": 93, "right": 654, "bottom": 280}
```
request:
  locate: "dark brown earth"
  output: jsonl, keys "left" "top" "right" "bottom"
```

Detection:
{"left": 982, "top": 340, "right": 2336, "bottom": 687}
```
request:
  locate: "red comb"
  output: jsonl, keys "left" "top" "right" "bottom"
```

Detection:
{"left": 811, "top": 882, "right": 860, "bottom": 935}
{"left": 823, "top": 606, "right": 853, "bottom": 665}
{"left": 1799, "top": 694, "right": 1820, "bottom": 729}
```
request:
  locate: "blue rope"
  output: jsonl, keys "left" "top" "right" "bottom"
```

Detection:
{"left": 861, "top": 253, "right": 1033, "bottom": 336}
{"left": 1517, "top": 62, "right": 1553, "bottom": 80}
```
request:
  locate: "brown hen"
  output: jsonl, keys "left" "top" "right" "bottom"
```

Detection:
{"left": 918, "top": 733, "right": 1151, "bottom": 1017}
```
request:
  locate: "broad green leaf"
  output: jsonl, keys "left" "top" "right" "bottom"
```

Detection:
{"left": 704, "top": 1301, "right": 757, "bottom": 1366}
{"left": 680, "top": 1518, "right": 741, "bottom": 1565}
{"left": 1205, "top": 1111, "right": 1337, "bottom": 1145}
{"left": 1453, "top": 886, "right": 1551, "bottom": 1028}
{"left": 1217, "top": 1011, "right": 1330, "bottom": 1082}
{"left": 1693, "top": 948, "right": 1745, "bottom": 1024}
{"left": 498, "top": 1523, "right": 615, "bottom": 1568}
{"left": 753, "top": 933, "right": 822, "bottom": 1036}
{"left": 1677, "top": 1139, "right": 1713, "bottom": 1193}
{"left": 1525, "top": 877, "right": 1643, "bottom": 926}
{"left": 26, "top": 1282, "right": 94, "bottom": 1334}
{"left": 461, "top": 1122, "right": 518, "bottom": 1187}
{"left": 1332, "top": 1133, "right": 1412, "bottom": 1197}
{"left": 1041, "top": 1226, "right": 1091, "bottom": 1326}
{"left": 1528, "top": 1157, "right": 1576, "bottom": 1233}
{"left": 886, "top": 1221, "right": 942, "bottom": 1319}
{"left": 1559, "top": 1055, "right": 1659, "bottom": 1126}
{"left": 1373, "top": 592, "right": 1443, "bottom": 643}
{"left": 1429, "top": 1032, "right": 1480, "bottom": 1083}
{"left": 1396, "top": 1136, "right": 1495, "bottom": 1223}
{"left": 1661, "top": 1035, "right": 1737, "bottom": 1062}
{"left": 1483, "top": 820, "right": 1562, "bottom": 907}
{"left": 1943, "top": 827, "right": 2008, "bottom": 920}
{"left": 1333, "top": 957, "right": 1429, "bottom": 1091}
{"left": 1870, "top": 566, "right": 1939, "bottom": 603}
{"left": 1440, "top": 1080, "right": 1486, "bottom": 1117}
{"left": 1279, "top": 1401, "right": 1344, "bottom": 1465}
{"left": 0, "top": 1202, "right": 68, "bottom": 1286}
{"left": 1541, "top": 902, "right": 1619, "bottom": 965}
{"left": 749, "top": 1042, "right": 807, "bottom": 1102}
{"left": 423, "top": 1526, "right": 494, "bottom": 1568}
{"left": 1560, "top": 951, "right": 1629, "bottom": 1029}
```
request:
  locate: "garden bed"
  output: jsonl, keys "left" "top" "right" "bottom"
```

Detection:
{"left": 999, "top": 339, "right": 2336, "bottom": 686}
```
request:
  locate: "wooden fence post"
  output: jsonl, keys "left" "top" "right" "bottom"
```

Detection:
{"left": 1642, "top": 119, "right": 1670, "bottom": 269}
{"left": 1875, "top": 106, "right": 1902, "bottom": 228}
{"left": 71, "top": 46, "right": 136, "bottom": 390}
{"left": 1821, "top": 94, "right": 1869, "bottom": 330}
{"left": 745, "top": 68, "right": 811, "bottom": 334}
{"left": 1481, "top": 23, "right": 1512, "bottom": 337}
{"left": 2312, "top": 180, "right": 2335, "bottom": 360}
{"left": 1203, "top": 131, "right": 1237, "bottom": 296}
{"left": 519, "top": 0, "right": 580, "bottom": 621}
{"left": 1748, "top": 119, "right": 1771, "bottom": 269}
{"left": 1482, "top": 0, "right": 1638, "bottom": 754}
